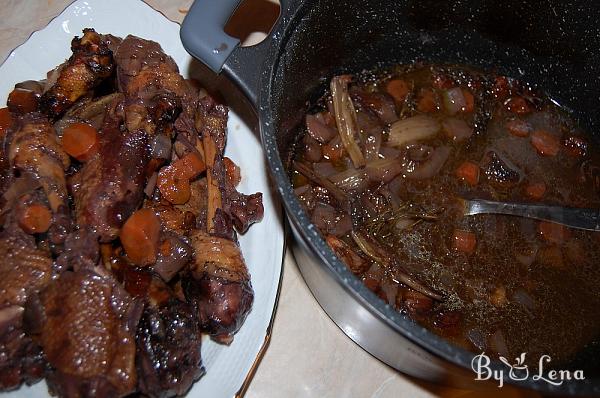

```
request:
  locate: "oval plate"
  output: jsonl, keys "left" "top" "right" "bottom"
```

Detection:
{"left": 0, "top": 0, "right": 285, "bottom": 397}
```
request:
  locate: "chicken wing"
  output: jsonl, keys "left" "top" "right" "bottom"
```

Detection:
{"left": 40, "top": 29, "right": 114, "bottom": 119}
{"left": 7, "top": 112, "right": 71, "bottom": 246}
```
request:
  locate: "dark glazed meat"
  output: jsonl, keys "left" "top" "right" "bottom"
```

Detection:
{"left": 0, "top": 232, "right": 53, "bottom": 308}
{"left": 40, "top": 29, "right": 114, "bottom": 119}
{"left": 196, "top": 95, "right": 264, "bottom": 236}
{"left": 25, "top": 268, "right": 140, "bottom": 398}
{"left": 115, "top": 36, "right": 180, "bottom": 96}
{"left": 0, "top": 231, "right": 52, "bottom": 390}
{"left": 0, "top": 30, "right": 263, "bottom": 397}
{"left": 55, "top": 228, "right": 100, "bottom": 272}
{"left": 115, "top": 35, "right": 189, "bottom": 135}
{"left": 135, "top": 277, "right": 203, "bottom": 398}
{"left": 184, "top": 231, "right": 253, "bottom": 344}
{"left": 7, "top": 112, "right": 71, "bottom": 246}
{"left": 71, "top": 100, "right": 150, "bottom": 242}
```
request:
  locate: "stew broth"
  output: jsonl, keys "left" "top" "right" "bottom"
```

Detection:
{"left": 291, "top": 64, "right": 600, "bottom": 367}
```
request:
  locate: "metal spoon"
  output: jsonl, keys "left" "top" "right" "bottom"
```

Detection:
{"left": 461, "top": 198, "right": 600, "bottom": 232}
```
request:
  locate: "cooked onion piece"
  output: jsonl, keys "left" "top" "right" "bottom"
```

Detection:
{"left": 388, "top": 115, "right": 440, "bottom": 147}
{"left": 330, "top": 75, "right": 366, "bottom": 168}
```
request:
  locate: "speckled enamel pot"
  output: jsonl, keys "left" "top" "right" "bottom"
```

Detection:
{"left": 182, "top": 0, "right": 600, "bottom": 394}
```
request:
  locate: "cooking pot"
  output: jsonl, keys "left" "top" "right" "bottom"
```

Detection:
{"left": 180, "top": 0, "right": 600, "bottom": 394}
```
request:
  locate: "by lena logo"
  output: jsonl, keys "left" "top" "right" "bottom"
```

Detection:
{"left": 471, "top": 352, "right": 585, "bottom": 388}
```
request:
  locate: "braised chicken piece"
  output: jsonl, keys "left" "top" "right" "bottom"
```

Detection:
{"left": 6, "top": 112, "right": 71, "bottom": 247}
{"left": 102, "top": 247, "right": 203, "bottom": 397}
{"left": 148, "top": 202, "right": 197, "bottom": 237}
{"left": 40, "top": 29, "right": 114, "bottom": 119}
{"left": 196, "top": 95, "right": 264, "bottom": 239}
{"left": 181, "top": 96, "right": 259, "bottom": 344}
{"left": 25, "top": 268, "right": 140, "bottom": 398}
{"left": 55, "top": 227, "right": 100, "bottom": 272}
{"left": 134, "top": 276, "right": 203, "bottom": 398}
{"left": 0, "top": 229, "right": 52, "bottom": 390}
{"left": 71, "top": 99, "right": 149, "bottom": 242}
{"left": 115, "top": 35, "right": 190, "bottom": 136}
{"left": 184, "top": 231, "right": 253, "bottom": 344}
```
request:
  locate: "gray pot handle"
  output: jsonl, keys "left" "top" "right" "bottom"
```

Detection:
{"left": 180, "top": 0, "right": 298, "bottom": 106}
{"left": 180, "top": 0, "right": 242, "bottom": 73}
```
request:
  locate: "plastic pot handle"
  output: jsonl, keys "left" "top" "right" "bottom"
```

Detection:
{"left": 179, "top": 0, "right": 242, "bottom": 74}
{"left": 180, "top": 0, "right": 299, "bottom": 106}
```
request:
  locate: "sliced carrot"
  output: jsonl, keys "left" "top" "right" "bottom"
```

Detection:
{"left": 157, "top": 165, "right": 191, "bottom": 205}
{"left": 432, "top": 74, "right": 454, "bottom": 90}
{"left": 524, "top": 181, "right": 546, "bottom": 200}
{"left": 7, "top": 88, "right": 38, "bottom": 114}
{"left": 121, "top": 208, "right": 161, "bottom": 266}
{"left": 505, "top": 96, "right": 532, "bottom": 114}
{"left": 386, "top": 79, "right": 410, "bottom": 104}
{"left": 452, "top": 229, "right": 477, "bottom": 254}
{"left": 538, "top": 221, "right": 571, "bottom": 244}
{"left": 531, "top": 130, "right": 560, "bottom": 156}
{"left": 455, "top": 161, "right": 480, "bottom": 186}
{"left": 506, "top": 119, "right": 532, "bottom": 137}
{"left": 18, "top": 204, "right": 52, "bottom": 234}
{"left": 0, "top": 107, "right": 13, "bottom": 137}
{"left": 461, "top": 89, "right": 474, "bottom": 113}
{"left": 417, "top": 88, "right": 438, "bottom": 113}
{"left": 563, "top": 136, "right": 588, "bottom": 158}
{"left": 173, "top": 152, "right": 205, "bottom": 180}
{"left": 159, "top": 239, "right": 172, "bottom": 256}
{"left": 223, "top": 156, "right": 241, "bottom": 187}
{"left": 322, "top": 139, "right": 345, "bottom": 162}
{"left": 61, "top": 122, "right": 99, "bottom": 162}
{"left": 362, "top": 277, "right": 380, "bottom": 293}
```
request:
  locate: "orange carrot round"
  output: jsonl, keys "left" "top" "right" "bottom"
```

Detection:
{"left": 18, "top": 204, "right": 52, "bottom": 234}
{"left": 417, "top": 89, "right": 438, "bottom": 113}
{"left": 461, "top": 89, "right": 474, "bottom": 113}
{"left": 61, "top": 122, "right": 99, "bottom": 162}
{"left": 121, "top": 208, "right": 161, "bottom": 266}
{"left": 386, "top": 79, "right": 409, "bottom": 104}
{"left": 223, "top": 156, "right": 241, "bottom": 187}
{"left": 524, "top": 181, "right": 546, "bottom": 200}
{"left": 157, "top": 165, "right": 191, "bottom": 205}
{"left": 322, "top": 140, "right": 345, "bottom": 162}
{"left": 538, "top": 221, "right": 571, "bottom": 244}
{"left": 452, "top": 229, "right": 477, "bottom": 254}
{"left": 455, "top": 161, "right": 480, "bottom": 186}
{"left": 173, "top": 152, "right": 205, "bottom": 180}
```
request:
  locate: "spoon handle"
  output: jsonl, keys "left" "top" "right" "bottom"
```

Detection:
{"left": 463, "top": 199, "right": 600, "bottom": 232}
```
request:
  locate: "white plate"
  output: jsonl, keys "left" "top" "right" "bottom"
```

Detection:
{"left": 0, "top": 0, "right": 284, "bottom": 397}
